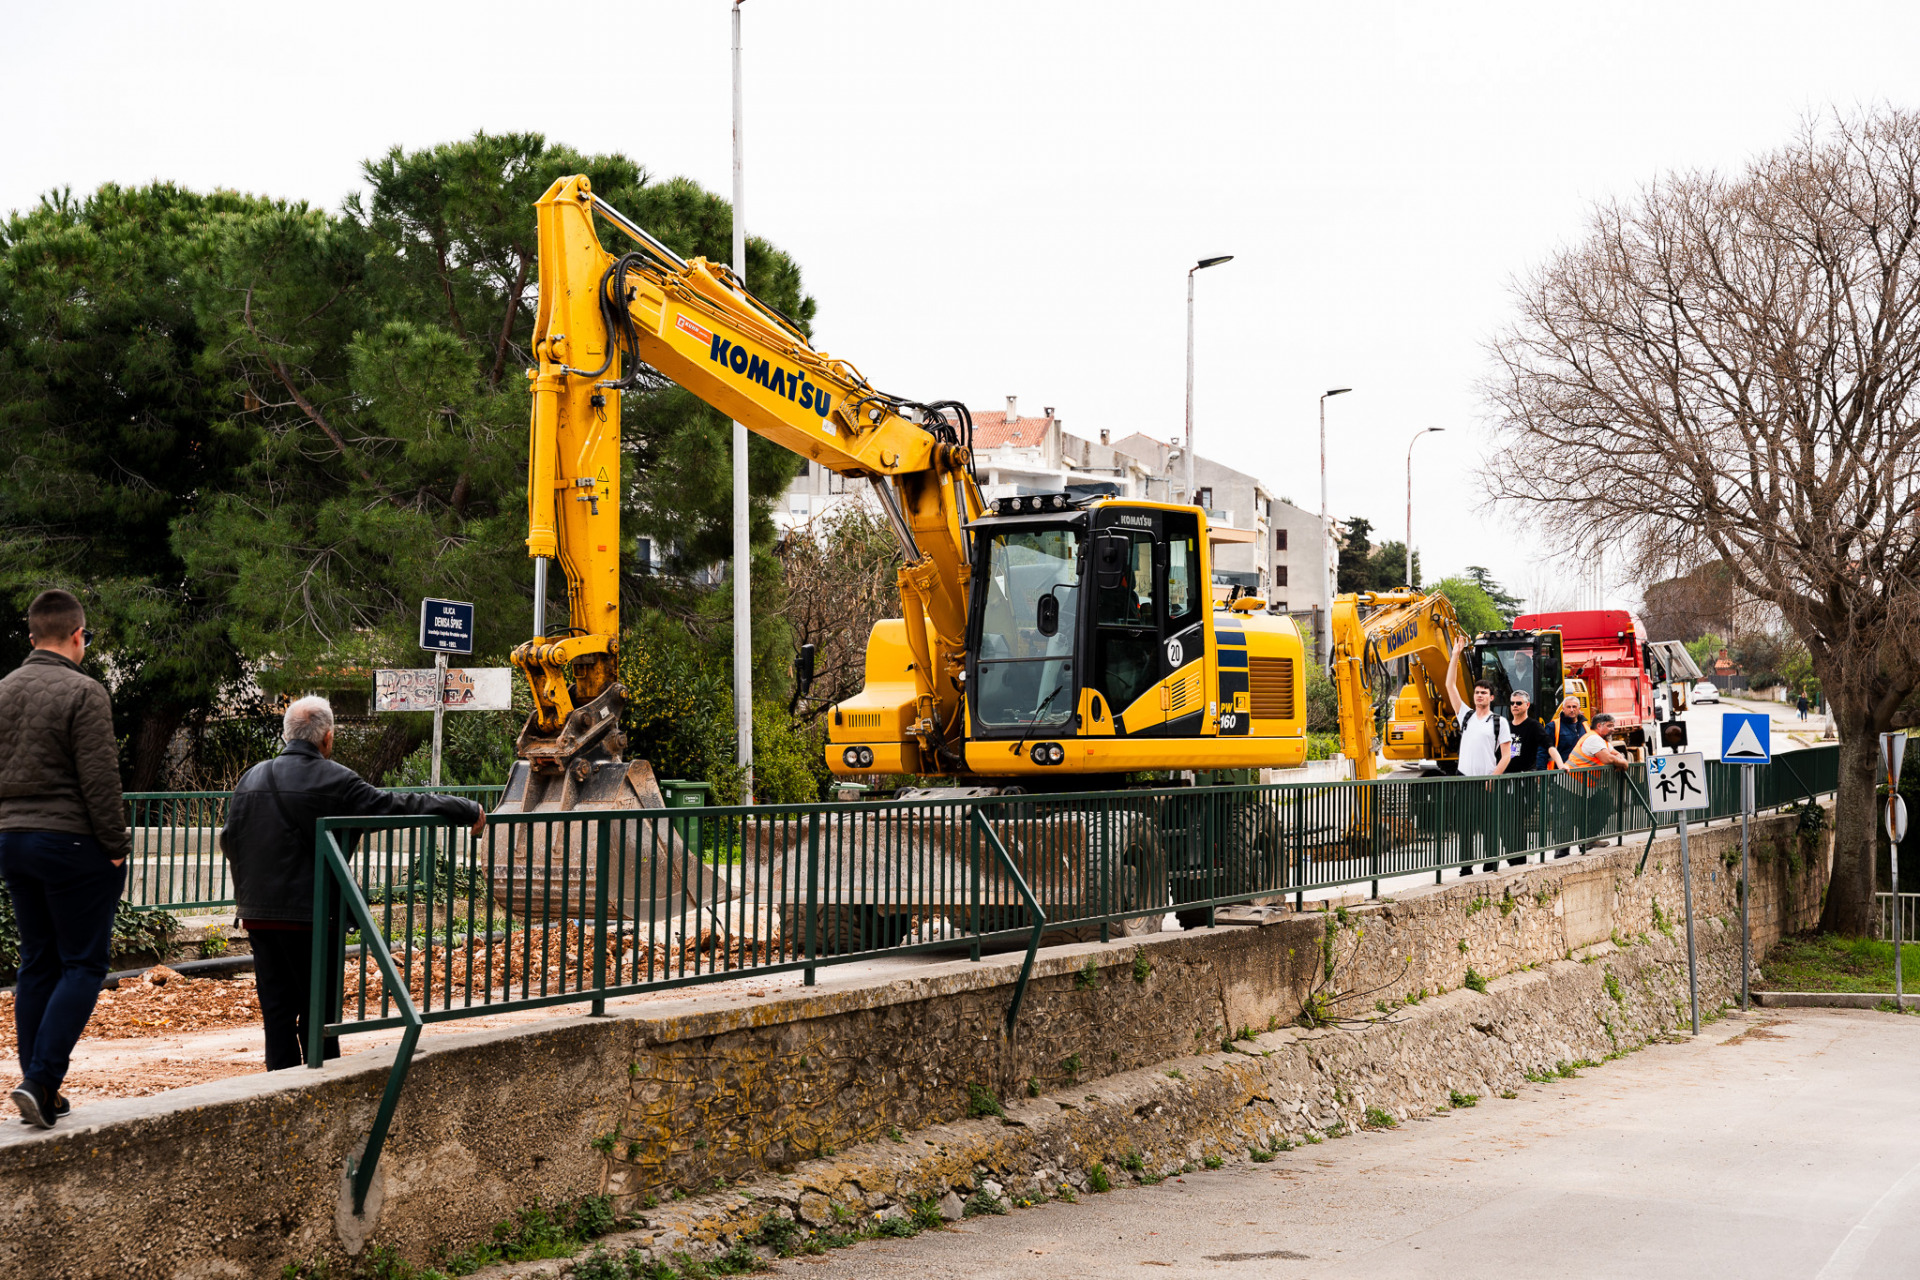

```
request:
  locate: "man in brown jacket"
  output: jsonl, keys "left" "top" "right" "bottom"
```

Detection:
{"left": 0, "top": 590, "right": 131, "bottom": 1129}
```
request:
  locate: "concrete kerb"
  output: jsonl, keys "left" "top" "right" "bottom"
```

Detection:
{"left": 0, "top": 804, "right": 1832, "bottom": 1278}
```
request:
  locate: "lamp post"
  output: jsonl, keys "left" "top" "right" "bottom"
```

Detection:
{"left": 1406, "top": 427, "right": 1445, "bottom": 586}
{"left": 1318, "top": 388, "right": 1351, "bottom": 660}
{"left": 730, "top": 0, "right": 753, "bottom": 797}
{"left": 1183, "top": 255, "right": 1234, "bottom": 507}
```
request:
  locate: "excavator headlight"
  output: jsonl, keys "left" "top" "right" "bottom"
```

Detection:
{"left": 843, "top": 747, "right": 863, "bottom": 768}
{"left": 857, "top": 746, "right": 875, "bottom": 768}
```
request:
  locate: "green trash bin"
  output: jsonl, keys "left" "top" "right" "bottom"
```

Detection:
{"left": 658, "top": 779, "right": 710, "bottom": 856}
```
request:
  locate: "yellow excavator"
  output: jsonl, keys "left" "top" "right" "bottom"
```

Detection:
{"left": 501, "top": 174, "right": 1311, "bottom": 813}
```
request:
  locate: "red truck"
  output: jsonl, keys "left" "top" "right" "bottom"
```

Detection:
{"left": 1504, "top": 609, "right": 1700, "bottom": 756}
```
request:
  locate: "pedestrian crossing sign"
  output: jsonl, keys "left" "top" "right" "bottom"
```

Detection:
{"left": 1721, "top": 712, "right": 1771, "bottom": 764}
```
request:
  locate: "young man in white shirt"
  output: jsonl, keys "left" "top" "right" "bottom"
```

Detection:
{"left": 1446, "top": 636, "right": 1510, "bottom": 874}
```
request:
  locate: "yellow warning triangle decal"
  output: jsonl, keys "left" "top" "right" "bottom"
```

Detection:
{"left": 596, "top": 466, "right": 610, "bottom": 484}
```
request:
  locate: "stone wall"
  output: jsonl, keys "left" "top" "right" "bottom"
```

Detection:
{"left": 0, "top": 807, "right": 1829, "bottom": 1278}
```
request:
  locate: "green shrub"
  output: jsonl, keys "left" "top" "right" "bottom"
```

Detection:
{"left": 1363, "top": 1106, "right": 1397, "bottom": 1129}
{"left": 965, "top": 1083, "right": 1005, "bottom": 1119}
{"left": 963, "top": 1189, "right": 1008, "bottom": 1217}
{"left": 1449, "top": 1089, "right": 1479, "bottom": 1108}
{"left": 1464, "top": 967, "right": 1487, "bottom": 993}
{"left": 1087, "top": 1163, "right": 1111, "bottom": 1192}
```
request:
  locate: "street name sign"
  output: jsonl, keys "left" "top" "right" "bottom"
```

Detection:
{"left": 419, "top": 598, "right": 475, "bottom": 654}
{"left": 1721, "top": 712, "right": 1771, "bottom": 764}
{"left": 374, "top": 667, "right": 511, "bottom": 713}
{"left": 1648, "top": 751, "right": 1708, "bottom": 812}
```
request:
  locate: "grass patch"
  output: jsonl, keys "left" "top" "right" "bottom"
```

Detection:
{"left": 1363, "top": 1106, "right": 1397, "bottom": 1129}
{"left": 1760, "top": 932, "right": 1908, "bottom": 994}
{"left": 1463, "top": 967, "right": 1487, "bottom": 993}
{"left": 1087, "top": 1162, "right": 1111, "bottom": 1193}
{"left": 1204, "top": 1154, "right": 1223, "bottom": 1169}
{"left": 1449, "top": 1089, "right": 1479, "bottom": 1108}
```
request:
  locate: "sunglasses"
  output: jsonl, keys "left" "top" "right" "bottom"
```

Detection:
{"left": 81, "top": 628, "right": 95, "bottom": 645}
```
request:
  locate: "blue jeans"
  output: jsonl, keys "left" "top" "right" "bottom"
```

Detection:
{"left": 0, "top": 831, "right": 125, "bottom": 1092}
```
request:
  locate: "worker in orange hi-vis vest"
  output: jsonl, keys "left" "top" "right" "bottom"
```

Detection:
{"left": 1560, "top": 711, "right": 1629, "bottom": 853}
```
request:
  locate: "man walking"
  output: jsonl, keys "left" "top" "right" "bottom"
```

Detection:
{"left": 0, "top": 590, "right": 129, "bottom": 1129}
{"left": 222, "top": 696, "right": 486, "bottom": 1070}
{"left": 1446, "top": 637, "right": 1511, "bottom": 874}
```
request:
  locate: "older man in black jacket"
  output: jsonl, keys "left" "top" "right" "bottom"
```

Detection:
{"left": 223, "top": 696, "right": 485, "bottom": 1070}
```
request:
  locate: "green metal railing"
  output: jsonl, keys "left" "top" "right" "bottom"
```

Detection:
{"left": 120, "top": 785, "right": 506, "bottom": 913}
{"left": 314, "top": 745, "right": 1838, "bottom": 1215}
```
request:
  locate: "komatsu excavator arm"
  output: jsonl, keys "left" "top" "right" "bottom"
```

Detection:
{"left": 1328, "top": 589, "right": 1470, "bottom": 780}
{"left": 513, "top": 175, "right": 984, "bottom": 787}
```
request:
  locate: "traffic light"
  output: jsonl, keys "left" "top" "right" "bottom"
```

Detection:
{"left": 1661, "top": 719, "right": 1689, "bottom": 751}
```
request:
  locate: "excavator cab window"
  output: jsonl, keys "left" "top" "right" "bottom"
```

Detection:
{"left": 974, "top": 528, "right": 1081, "bottom": 728}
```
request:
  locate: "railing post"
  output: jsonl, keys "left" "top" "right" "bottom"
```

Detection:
{"left": 804, "top": 812, "right": 819, "bottom": 986}
{"left": 969, "top": 800, "right": 983, "bottom": 962}
{"left": 1368, "top": 780, "right": 1380, "bottom": 900}
{"left": 591, "top": 817, "right": 610, "bottom": 1017}
{"left": 307, "top": 819, "right": 334, "bottom": 1070}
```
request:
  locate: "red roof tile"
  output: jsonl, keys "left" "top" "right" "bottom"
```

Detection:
{"left": 965, "top": 411, "right": 1055, "bottom": 450}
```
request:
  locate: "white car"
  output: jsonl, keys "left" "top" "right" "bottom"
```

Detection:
{"left": 1692, "top": 680, "right": 1720, "bottom": 705}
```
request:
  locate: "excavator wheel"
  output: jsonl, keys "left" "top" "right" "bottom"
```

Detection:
{"left": 1041, "top": 812, "right": 1167, "bottom": 945}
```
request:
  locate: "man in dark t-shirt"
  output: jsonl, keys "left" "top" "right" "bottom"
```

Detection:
{"left": 1503, "top": 690, "right": 1551, "bottom": 865}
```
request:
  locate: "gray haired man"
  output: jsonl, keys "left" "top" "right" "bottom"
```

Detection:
{"left": 221, "top": 697, "right": 486, "bottom": 1070}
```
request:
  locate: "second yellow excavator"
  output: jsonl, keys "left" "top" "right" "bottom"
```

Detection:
{"left": 1329, "top": 588, "right": 1569, "bottom": 778}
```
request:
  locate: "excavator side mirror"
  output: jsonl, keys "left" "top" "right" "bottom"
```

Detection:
{"left": 794, "top": 643, "right": 816, "bottom": 697}
{"left": 1095, "top": 534, "right": 1127, "bottom": 589}
{"left": 1036, "top": 593, "right": 1060, "bottom": 637}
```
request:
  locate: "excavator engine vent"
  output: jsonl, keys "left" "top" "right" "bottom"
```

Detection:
{"left": 1248, "top": 657, "right": 1296, "bottom": 719}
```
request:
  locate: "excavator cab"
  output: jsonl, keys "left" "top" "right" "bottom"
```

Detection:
{"left": 964, "top": 498, "right": 1207, "bottom": 763}
{"left": 1471, "top": 629, "right": 1565, "bottom": 724}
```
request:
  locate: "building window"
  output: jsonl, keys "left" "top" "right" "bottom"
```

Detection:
{"left": 635, "top": 537, "right": 654, "bottom": 574}
{"left": 797, "top": 459, "right": 811, "bottom": 477}
{"left": 1275, "top": 529, "right": 1288, "bottom": 551}
{"left": 1274, "top": 566, "right": 1288, "bottom": 588}
{"left": 1197, "top": 486, "right": 1213, "bottom": 509}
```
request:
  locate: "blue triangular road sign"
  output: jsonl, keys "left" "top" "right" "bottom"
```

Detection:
{"left": 1721, "top": 712, "right": 1771, "bottom": 763}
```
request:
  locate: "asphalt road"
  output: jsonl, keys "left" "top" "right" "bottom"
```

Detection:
{"left": 1682, "top": 692, "right": 1829, "bottom": 761}
{"left": 772, "top": 1009, "right": 1920, "bottom": 1280}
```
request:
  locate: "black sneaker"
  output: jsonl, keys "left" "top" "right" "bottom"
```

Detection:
{"left": 19, "top": 1093, "right": 70, "bottom": 1124}
{"left": 10, "top": 1080, "right": 54, "bottom": 1130}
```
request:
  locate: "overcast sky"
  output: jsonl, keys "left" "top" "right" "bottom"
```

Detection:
{"left": 8, "top": 0, "right": 1920, "bottom": 613}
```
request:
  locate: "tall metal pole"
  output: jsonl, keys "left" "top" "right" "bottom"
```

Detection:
{"left": 1405, "top": 427, "right": 1443, "bottom": 587}
{"left": 1320, "top": 387, "right": 1351, "bottom": 660}
{"left": 730, "top": 0, "right": 754, "bottom": 798}
{"left": 430, "top": 650, "right": 447, "bottom": 787}
{"left": 1182, "top": 256, "right": 1232, "bottom": 508}
{"left": 1183, "top": 270, "right": 1196, "bottom": 506}
{"left": 1680, "top": 817, "right": 1700, "bottom": 1034}
{"left": 1740, "top": 763, "right": 1753, "bottom": 1012}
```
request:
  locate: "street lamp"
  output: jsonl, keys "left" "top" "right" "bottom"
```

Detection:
{"left": 1406, "top": 427, "right": 1446, "bottom": 586}
{"left": 1318, "top": 388, "right": 1351, "bottom": 659}
{"left": 1318, "top": 387, "right": 1351, "bottom": 529}
{"left": 1184, "top": 255, "right": 1234, "bottom": 508}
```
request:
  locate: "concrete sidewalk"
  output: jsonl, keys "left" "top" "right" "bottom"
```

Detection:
{"left": 774, "top": 1008, "right": 1920, "bottom": 1280}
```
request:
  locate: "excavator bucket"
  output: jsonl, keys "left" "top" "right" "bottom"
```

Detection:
{"left": 488, "top": 758, "right": 735, "bottom": 924}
